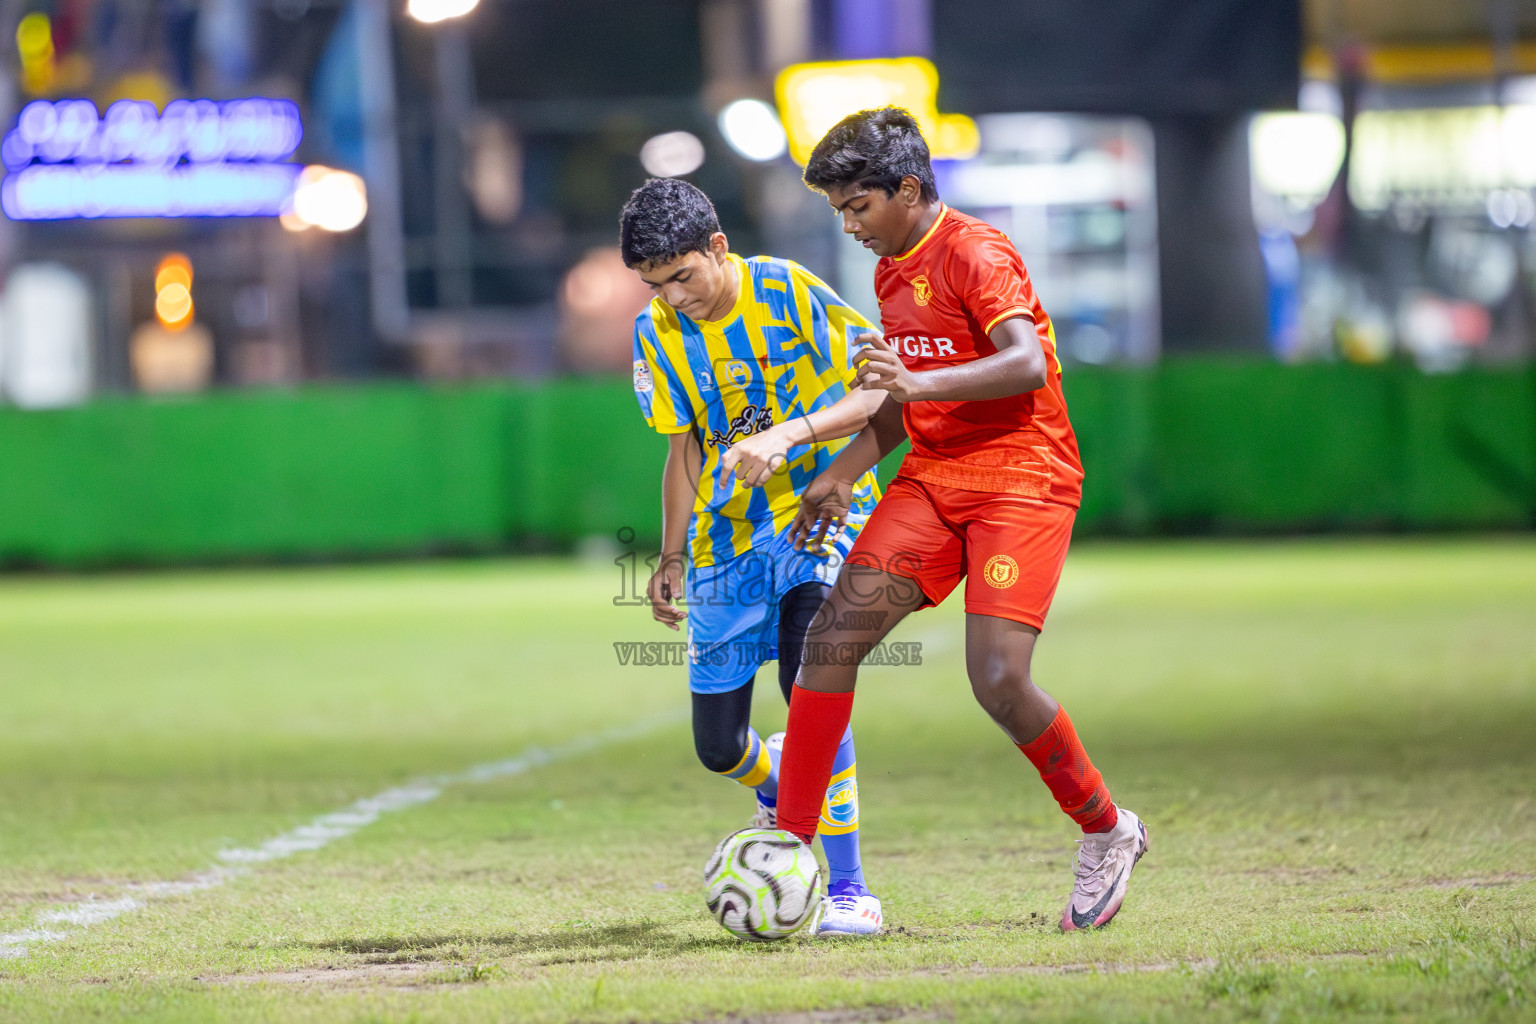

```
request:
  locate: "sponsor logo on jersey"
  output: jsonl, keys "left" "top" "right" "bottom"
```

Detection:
{"left": 912, "top": 274, "right": 932, "bottom": 306}
{"left": 983, "top": 554, "right": 1019, "bottom": 589}
{"left": 632, "top": 360, "right": 653, "bottom": 394}
{"left": 706, "top": 402, "right": 775, "bottom": 448}
{"left": 886, "top": 335, "right": 957, "bottom": 359}
{"left": 696, "top": 369, "right": 715, "bottom": 392}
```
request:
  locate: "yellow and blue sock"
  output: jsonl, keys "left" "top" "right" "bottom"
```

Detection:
{"left": 719, "top": 727, "right": 776, "bottom": 804}
{"left": 817, "top": 725, "right": 864, "bottom": 889}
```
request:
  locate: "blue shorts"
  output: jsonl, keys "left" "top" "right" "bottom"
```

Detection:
{"left": 685, "top": 518, "right": 859, "bottom": 694}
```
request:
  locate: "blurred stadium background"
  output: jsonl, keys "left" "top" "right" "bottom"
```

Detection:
{"left": 0, "top": 0, "right": 1531, "bottom": 565}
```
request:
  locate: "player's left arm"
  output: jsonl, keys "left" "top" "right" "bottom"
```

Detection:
{"left": 853, "top": 317, "right": 1047, "bottom": 403}
{"left": 720, "top": 264, "right": 886, "bottom": 487}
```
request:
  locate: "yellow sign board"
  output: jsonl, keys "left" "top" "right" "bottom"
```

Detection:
{"left": 774, "top": 57, "right": 980, "bottom": 166}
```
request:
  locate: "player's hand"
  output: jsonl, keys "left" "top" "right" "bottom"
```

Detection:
{"left": 854, "top": 334, "right": 928, "bottom": 402}
{"left": 719, "top": 425, "right": 790, "bottom": 488}
{"left": 646, "top": 554, "right": 688, "bottom": 631}
{"left": 790, "top": 473, "right": 854, "bottom": 552}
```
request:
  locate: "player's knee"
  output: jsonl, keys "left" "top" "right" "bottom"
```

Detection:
{"left": 694, "top": 727, "right": 749, "bottom": 774}
{"left": 968, "top": 657, "right": 1030, "bottom": 720}
{"left": 805, "top": 599, "right": 840, "bottom": 642}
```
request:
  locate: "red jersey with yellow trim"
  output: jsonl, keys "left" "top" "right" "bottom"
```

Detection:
{"left": 874, "top": 205, "right": 1083, "bottom": 507}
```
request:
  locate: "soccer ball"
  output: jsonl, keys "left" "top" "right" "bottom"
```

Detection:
{"left": 703, "top": 828, "right": 821, "bottom": 941}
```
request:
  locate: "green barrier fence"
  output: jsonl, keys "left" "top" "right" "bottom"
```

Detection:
{"left": 0, "top": 362, "right": 1530, "bottom": 567}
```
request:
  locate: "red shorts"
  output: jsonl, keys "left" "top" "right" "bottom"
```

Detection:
{"left": 845, "top": 475, "right": 1075, "bottom": 630}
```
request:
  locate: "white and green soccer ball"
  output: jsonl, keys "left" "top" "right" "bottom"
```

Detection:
{"left": 703, "top": 828, "right": 821, "bottom": 941}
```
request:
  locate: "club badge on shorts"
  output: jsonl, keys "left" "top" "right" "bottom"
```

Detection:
{"left": 983, "top": 554, "right": 1019, "bottom": 588}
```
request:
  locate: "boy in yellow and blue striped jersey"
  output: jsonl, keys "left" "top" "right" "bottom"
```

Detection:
{"left": 621, "top": 178, "right": 888, "bottom": 935}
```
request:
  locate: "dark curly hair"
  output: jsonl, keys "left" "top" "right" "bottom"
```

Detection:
{"left": 803, "top": 106, "right": 939, "bottom": 202}
{"left": 618, "top": 178, "right": 721, "bottom": 268}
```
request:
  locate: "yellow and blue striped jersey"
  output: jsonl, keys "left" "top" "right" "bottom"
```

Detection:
{"left": 632, "top": 254, "right": 881, "bottom": 568}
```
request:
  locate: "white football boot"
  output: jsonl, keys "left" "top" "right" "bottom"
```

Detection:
{"left": 750, "top": 732, "right": 786, "bottom": 828}
{"left": 1060, "top": 806, "right": 1149, "bottom": 931}
{"left": 816, "top": 879, "right": 883, "bottom": 937}
{"left": 751, "top": 797, "right": 777, "bottom": 829}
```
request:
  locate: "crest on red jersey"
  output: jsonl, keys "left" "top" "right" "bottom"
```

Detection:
{"left": 912, "top": 275, "right": 932, "bottom": 306}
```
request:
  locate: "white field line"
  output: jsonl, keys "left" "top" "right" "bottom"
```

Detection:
{"left": 0, "top": 709, "right": 685, "bottom": 959}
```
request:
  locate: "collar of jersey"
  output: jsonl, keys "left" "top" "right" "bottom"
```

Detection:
{"left": 689, "top": 253, "right": 753, "bottom": 328}
{"left": 891, "top": 204, "right": 948, "bottom": 263}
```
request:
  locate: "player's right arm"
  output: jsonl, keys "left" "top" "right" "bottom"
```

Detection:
{"left": 632, "top": 309, "right": 697, "bottom": 630}
{"left": 648, "top": 429, "right": 697, "bottom": 630}
{"left": 789, "top": 396, "right": 908, "bottom": 551}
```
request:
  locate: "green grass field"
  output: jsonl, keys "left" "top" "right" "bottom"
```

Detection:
{"left": 1, "top": 539, "right": 1533, "bottom": 1023}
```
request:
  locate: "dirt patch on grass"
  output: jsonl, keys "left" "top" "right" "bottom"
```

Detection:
{"left": 1241, "top": 868, "right": 1535, "bottom": 892}
{"left": 0, "top": 882, "right": 128, "bottom": 909}
{"left": 301, "top": 922, "right": 732, "bottom": 967}
{"left": 705, "top": 1010, "right": 947, "bottom": 1024}
{"left": 215, "top": 960, "right": 514, "bottom": 990}
{"left": 912, "top": 958, "right": 1201, "bottom": 978}
{"left": 214, "top": 962, "right": 438, "bottom": 987}
{"left": 1428, "top": 873, "right": 1533, "bottom": 889}
{"left": 909, "top": 951, "right": 1376, "bottom": 979}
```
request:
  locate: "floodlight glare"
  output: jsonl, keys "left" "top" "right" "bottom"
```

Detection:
{"left": 639, "top": 131, "right": 705, "bottom": 178}
{"left": 717, "top": 100, "right": 787, "bottom": 162}
{"left": 1249, "top": 112, "right": 1344, "bottom": 203}
{"left": 406, "top": 0, "right": 479, "bottom": 24}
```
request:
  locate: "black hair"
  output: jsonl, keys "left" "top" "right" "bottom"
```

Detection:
{"left": 803, "top": 106, "right": 939, "bottom": 202}
{"left": 618, "top": 178, "right": 721, "bottom": 268}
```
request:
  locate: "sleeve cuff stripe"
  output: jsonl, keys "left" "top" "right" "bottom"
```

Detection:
{"left": 983, "top": 308, "right": 1032, "bottom": 336}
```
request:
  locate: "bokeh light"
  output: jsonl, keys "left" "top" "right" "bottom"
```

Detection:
{"left": 155, "top": 282, "right": 194, "bottom": 331}
{"left": 14, "top": 13, "right": 51, "bottom": 60}
{"left": 717, "top": 100, "right": 787, "bottom": 162}
{"left": 278, "top": 206, "right": 310, "bottom": 233}
{"left": 557, "top": 247, "right": 654, "bottom": 372}
{"left": 15, "top": 13, "right": 55, "bottom": 95}
{"left": 1249, "top": 112, "right": 1345, "bottom": 203}
{"left": 406, "top": 0, "right": 480, "bottom": 24}
{"left": 154, "top": 253, "right": 193, "bottom": 294}
{"left": 290, "top": 165, "right": 368, "bottom": 232}
{"left": 639, "top": 131, "right": 705, "bottom": 178}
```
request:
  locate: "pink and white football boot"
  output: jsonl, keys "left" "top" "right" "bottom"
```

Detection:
{"left": 1060, "top": 807, "right": 1148, "bottom": 931}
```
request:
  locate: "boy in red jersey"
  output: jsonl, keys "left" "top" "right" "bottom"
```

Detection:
{"left": 774, "top": 107, "right": 1148, "bottom": 931}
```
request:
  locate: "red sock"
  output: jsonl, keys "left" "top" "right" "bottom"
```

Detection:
{"left": 776, "top": 687, "right": 855, "bottom": 843}
{"left": 1017, "top": 706, "right": 1117, "bottom": 834}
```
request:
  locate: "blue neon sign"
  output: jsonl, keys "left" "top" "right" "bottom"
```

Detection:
{"left": 1, "top": 98, "right": 305, "bottom": 221}
{"left": 3, "top": 164, "right": 303, "bottom": 219}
